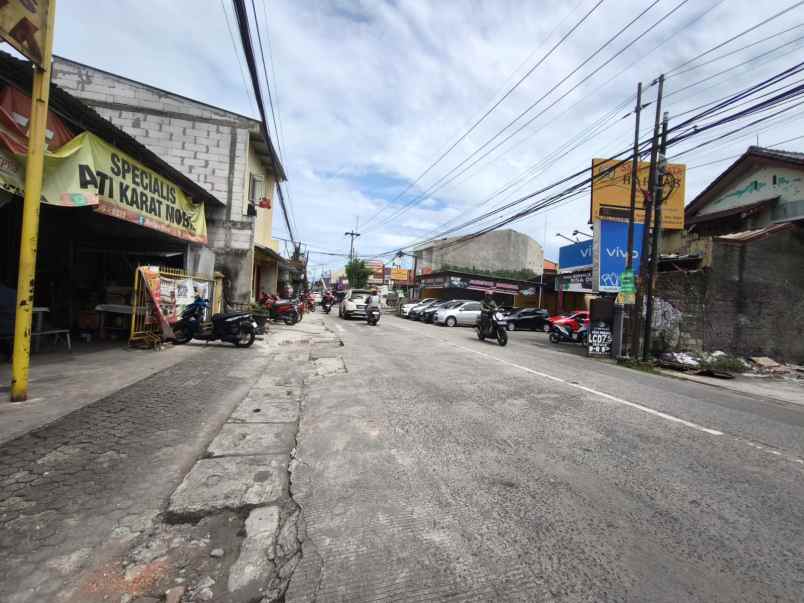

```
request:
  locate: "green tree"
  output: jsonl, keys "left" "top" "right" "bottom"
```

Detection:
{"left": 345, "top": 259, "right": 372, "bottom": 289}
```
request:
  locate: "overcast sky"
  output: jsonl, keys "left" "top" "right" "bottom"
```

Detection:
{"left": 55, "top": 0, "right": 804, "bottom": 277}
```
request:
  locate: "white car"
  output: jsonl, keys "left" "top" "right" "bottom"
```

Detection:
{"left": 339, "top": 289, "right": 373, "bottom": 319}
{"left": 400, "top": 298, "right": 435, "bottom": 318}
{"left": 435, "top": 301, "right": 483, "bottom": 327}
{"left": 312, "top": 291, "right": 322, "bottom": 304}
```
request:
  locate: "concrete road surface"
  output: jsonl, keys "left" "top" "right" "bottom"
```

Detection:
{"left": 287, "top": 313, "right": 804, "bottom": 602}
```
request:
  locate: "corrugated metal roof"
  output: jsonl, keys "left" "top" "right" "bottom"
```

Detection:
{"left": 716, "top": 222, "right": 796, "bottom": 243}
{"left": 0, "top": 51, "right": 222, "bottom": 207}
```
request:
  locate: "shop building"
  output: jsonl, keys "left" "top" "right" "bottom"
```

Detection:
{"left": 49, "top": 56, "right": 287, "bottom": 303}
{"left": 0, "top": 51, "right": 222, "bottom": 346}
{"left": 414, "top": 229, "right": 544, "bottom": 277}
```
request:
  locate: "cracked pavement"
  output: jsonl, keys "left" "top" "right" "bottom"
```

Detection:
{"left": 0, "top": 334, "right": 300, "bottom": 603}
{"left": 286, "top": 313, "right": 804, "bottom": 602}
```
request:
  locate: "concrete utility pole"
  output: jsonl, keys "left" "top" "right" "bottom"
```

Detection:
{"left": 344, "top": 230, "right": 360, "bottom": 260}
{"left": 622, "top": 81, "right": 642, "bottom": 358}
{"left": 632, "top": 74, "right": 664, "bottom": 361}
{"left": 642, "top": 111, "right": 670, "bottom": 362}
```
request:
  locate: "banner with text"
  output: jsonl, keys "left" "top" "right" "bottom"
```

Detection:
{"left": 591, "top": 158, "right": 685, "bottom": 229}
{"left": 42, "top": 132, "right": 207, "bottom": 243}
{"left": 558, "top": 240, "right": 593, "bottom": 273}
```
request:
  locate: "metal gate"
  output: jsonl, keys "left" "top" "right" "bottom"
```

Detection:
{"left": 129, "top": 266, "right": 216, "bottom": 348}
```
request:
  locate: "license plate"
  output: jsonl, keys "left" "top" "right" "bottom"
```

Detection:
{"left": 357, "top": 305, "right": 365, "bottom": 309}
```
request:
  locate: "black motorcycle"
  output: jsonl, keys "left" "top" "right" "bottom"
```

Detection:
{"left": 367, "top": 307, "right": 381, "bottom": 326}
{"left": 172, "top": 298, "right": 256, "bottom": 347}
{"left": 475, "top": 310, "right": 508, "bottom": 346}
{"left": 322, "top": 297, "right": 333, "bottom": 314}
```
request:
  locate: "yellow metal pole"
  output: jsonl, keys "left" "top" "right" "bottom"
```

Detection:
{"left": 10, "top": 2, "right": 57, "bottom": 401}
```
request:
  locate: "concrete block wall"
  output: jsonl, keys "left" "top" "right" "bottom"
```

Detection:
{"left": 419, "top": 229, "right": 543, "bottom": 275}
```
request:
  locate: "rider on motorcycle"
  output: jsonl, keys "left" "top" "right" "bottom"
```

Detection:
{"left": 366, "top": 289, "right": 381, "bottom": 311}
{"left": 480, "top": 291, "right": 497, "bottom": 333}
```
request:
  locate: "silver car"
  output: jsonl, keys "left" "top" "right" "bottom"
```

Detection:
{"left": 435, "top": 301, "right": 482, "bottom": 327}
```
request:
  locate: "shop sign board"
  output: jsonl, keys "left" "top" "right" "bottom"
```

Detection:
{"left": 558, "top": 240, "right": 592, "bottom": 272}
{"left": 557, "top": 269, "right": 593, "bottom": 293}
{"left": 598, "top": 220, "right": 644, "bottom": 292}
{"left": 0, "top": 0, "right": 52, "bottom": 67}
{"left": 588, "top": 321, "right": 612, "bottom": 357}
{"left": 41, "top": 132, "right": 207, "bottom": 243}
{"left": 591, "top": 158, "right": 686, "bottom": 229}
{"left": 420, "top": 275, "right": 445, "bottom": 288}
{"left": 390, "top": 267, "right": 410, "bottom": 282}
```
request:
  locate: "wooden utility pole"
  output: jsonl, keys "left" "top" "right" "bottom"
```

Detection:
{"left": 632, "top": 74, "right": 664, "bottom": 362}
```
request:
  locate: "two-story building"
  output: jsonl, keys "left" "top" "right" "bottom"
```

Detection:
{"left": 50, "top": 56, "right": 289, "bottom": 303}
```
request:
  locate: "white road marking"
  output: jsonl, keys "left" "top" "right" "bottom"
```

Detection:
{"left": 455, "top": 343, "right": 724, "bottom": 436}
{"left": 375, "top": 319, "right": 804, "bottom": 467}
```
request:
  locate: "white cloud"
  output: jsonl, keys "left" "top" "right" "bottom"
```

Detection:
{"left": 54, "top": 0, "right": 804, "bottom": 273}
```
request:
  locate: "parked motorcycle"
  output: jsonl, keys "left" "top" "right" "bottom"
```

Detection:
{"left": 172, "top": 298, "right": 256, "bottom": 347}
{"left": 366, "top": 306, "right": 381, "bottom": 326}
{"left": 259, "top": 293, "right": 300, "bottom": 325}
{"left": 549, "top": 320, "right": 589, "bottom": 345}
{"left": 304, "top": 292, "right": 316, "bottom": 313}
{"left": 475, "top": 310, "right": 508, "bottom": 346}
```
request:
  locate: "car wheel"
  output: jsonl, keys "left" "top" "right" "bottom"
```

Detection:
{"left": 507, "top": 322, "right": 515, "bottom": 331}
{"left": 542, "top": 323, "right": 551, "bottom": 333}
{"left": 445, "top": 316, "right": 457, "bottom": 327}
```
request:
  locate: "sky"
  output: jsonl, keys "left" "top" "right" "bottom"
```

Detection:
{"left": 54, "top": 0, "right": 804, "bottom": 278}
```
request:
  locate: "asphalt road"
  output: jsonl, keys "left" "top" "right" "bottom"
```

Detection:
{"left": 287, "top": 312, "right": 804, "bottom": 602}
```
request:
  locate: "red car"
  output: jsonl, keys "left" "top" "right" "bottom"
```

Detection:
{"left": 548, "top": 310, "right": 590, "bottom": 331}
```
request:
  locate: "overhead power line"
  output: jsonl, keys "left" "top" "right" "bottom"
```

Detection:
{"left": 359, "top": 0, "right": 607, "bottom": 231}
{"left": 365, "top": 0, "right": 686, "bottom": 234}
{"left": 232, "top": 0, "right": 295, "bottom": 244}
{"left": 375, "top": 62, "right": 804, "bottom": 258}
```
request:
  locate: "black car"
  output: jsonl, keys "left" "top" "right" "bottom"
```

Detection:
{"left": 408, "top": 299, "right": 440, "bottom": 321}
{"left": 506, "top": 308, "right": 551, "bottom": 332}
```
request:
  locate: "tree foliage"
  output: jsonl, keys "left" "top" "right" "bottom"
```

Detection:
{"left": 345, "top": 259, "right": 372, "bottom": 289}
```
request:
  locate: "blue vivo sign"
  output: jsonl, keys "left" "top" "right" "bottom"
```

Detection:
{"left": 558, "top": 239, "right": 593, "bottom": 271}
{"left": 599, "top": 220, "right": 644, "bottom": 292}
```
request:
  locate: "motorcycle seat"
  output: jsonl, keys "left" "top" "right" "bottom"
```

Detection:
{"left": 213, "top": 312, "right": 251, "bottom": 321}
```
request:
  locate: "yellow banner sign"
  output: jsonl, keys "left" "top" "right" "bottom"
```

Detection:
{"left": 42, "top": 132, "right": 207, "bottom": 243}
{"left": 0, "top": 0, "right": 51, "bottom": 67}
{"left": 591, "top": 158, "right": 686, "bottom": 229}
{"left": 390, "top": 267, "right": 409, "bottom": 281}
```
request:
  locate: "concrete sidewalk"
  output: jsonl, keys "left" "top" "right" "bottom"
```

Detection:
{"left": 656, "top": 369, "right": 804, "bottom": 407}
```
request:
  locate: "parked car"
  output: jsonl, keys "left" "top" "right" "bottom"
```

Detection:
{"left": 339, "top": 288, "right": 373, "bottom": 319}
{"left": 435, "top": 300, "right": 483, "bottom": 327}
{"left": 422, "top": 299, "right": 467, "bottom": 323}
{"left": 401, "top": 298, "right": 434, "bottom": 318}
{"left": 548, "top": 310, "right": 590, "bottom": 331}
{"left": 506, "top": 308, "right": 551, "bottom": 332}
{"left": 408, "top": 299, "right": 441, "bottom": 321}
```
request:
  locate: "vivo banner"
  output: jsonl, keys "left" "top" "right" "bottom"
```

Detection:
{"left": 598, "top": 220, "right": 644, "bottom": 292}
{"left": 558, "top": 240, "right": 593, "bottom": 272}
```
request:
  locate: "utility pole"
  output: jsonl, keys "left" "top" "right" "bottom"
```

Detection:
{"left": 632, "top": 74, "right": 664, "bottom": 362}
{"left": 623, "top": 81, "right": 642, "bottom": 358}
{"left": 344, "top": 230, "right": 360, "bottom": 260}
{"left": 10, "top": 4, "right": 57, "bottom": 401}
{"left": 642, "top": 111, "right": 669, "bottom": 362}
